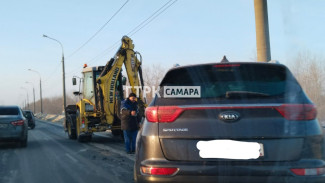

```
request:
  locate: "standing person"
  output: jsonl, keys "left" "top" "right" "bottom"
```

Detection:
{"left": 121, "top": 93, "right": 139, "bottom": 154}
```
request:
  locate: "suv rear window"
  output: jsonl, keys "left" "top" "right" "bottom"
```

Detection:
{"left": 160, "top": 63, "right": 301, "bottom": 100}
{"left": 0, "top": 107, "right": 19, "bottom": 115}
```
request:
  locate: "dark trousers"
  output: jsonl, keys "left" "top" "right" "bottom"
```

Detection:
{"left": 123, "top": 130, "right": 138, "bottom": 153}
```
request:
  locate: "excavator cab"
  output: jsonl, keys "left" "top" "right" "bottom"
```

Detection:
{"left": 81, "top": 67, "right": 98, "bottom": 105}
{"left": 81, "top": 66, "right": 103, "bottom": 108}
{"left": 73, "top": 65, "right": 124, "bottom": 112}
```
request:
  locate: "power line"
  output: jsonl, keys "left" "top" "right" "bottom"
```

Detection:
{"left": 66, "top": 0, "right": 178, "bottom": 75}
{"left": 126, "top": 0, "right": 174, "bottom": 36}
{"left": 65, "top": 41, "right": 120, "bottom": 76}
{"left": 67, "top": 0, "right": 129, "bottom": 58}
{"left": 130, "top": 0, "right": 178, "bottom": 36}
{"left": 88, "top": 41, "right": 120, "bottom": 63}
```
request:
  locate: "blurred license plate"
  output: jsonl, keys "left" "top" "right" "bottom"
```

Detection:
{"left": 0, "top": 124, "right": 8, "bottom": 128}
{"left": 196, "top": 140, "right": 265, "bottom": 159}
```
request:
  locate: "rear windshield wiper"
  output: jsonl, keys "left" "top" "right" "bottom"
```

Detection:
{"left": 225, "top": 91, "right": 270, "bottom": 99}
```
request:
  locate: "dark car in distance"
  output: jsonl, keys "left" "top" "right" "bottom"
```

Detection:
{"left": 24, "top": 110, "right": 36, "bottom": 129}
{"left": 0, "top": 106, "right": 28, "bottom": 147}
{"left": 134, "top": 62, "right": 325, "bottom": 183}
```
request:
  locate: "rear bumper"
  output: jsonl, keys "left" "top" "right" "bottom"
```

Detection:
{"left": 0, "top": 126, "right": 25, "bottom": 141}
{"left": 137, "top": 175, "right": 325, "bottom": 183}
{"left": 136, "top": 159, "right": 325, "bottom": 183}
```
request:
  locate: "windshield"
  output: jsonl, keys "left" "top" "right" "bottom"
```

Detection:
{"left": 83, "top": 71, "right": 95, "bottom": 104}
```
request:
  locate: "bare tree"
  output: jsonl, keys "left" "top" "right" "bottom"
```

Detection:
{"left": 24, "top": 93, "right": 78, "bottom": 115}
{"left": 142, "top": 64, "right": 167, "bottom": 104}
{"left": 289, "top": 51, "right": 325, "bottom": 122}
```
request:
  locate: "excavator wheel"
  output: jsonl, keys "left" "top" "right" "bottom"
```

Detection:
{"left": 67, "top": 114, "right": 77, "bottom": 139}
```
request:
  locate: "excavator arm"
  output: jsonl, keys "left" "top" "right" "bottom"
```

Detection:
{"left": 65, "top": 36, "right": 146, "bottom": 141}
{"left": 96, "top": 36, "right": 146, "bottom": 125}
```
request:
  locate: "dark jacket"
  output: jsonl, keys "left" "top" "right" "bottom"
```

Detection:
{"left": 120, "top": 98, "right": 139, "bottom": 131}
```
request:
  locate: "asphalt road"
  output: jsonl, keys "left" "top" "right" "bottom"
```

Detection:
{"left": 0, "top": 120, "right": 135, "bottom": 183}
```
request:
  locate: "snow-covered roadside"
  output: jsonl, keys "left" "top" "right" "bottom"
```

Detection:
{"left": 35, "top": 113, "right": 65, "bottom": 125}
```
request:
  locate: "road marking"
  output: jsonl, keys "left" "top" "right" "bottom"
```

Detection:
{"left": 65, "top": 153, "right": 78, "bottom": 163}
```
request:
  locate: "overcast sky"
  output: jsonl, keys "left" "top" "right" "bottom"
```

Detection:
{"left": 1, "top": 0, "right": 325, "bottom": 105}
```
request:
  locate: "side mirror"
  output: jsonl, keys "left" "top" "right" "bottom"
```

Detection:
{"left": 122, "top": 76, "right": 127, "bottom": 85}
{"left": 72, "top": 78, "right": 77, "bottom": 85}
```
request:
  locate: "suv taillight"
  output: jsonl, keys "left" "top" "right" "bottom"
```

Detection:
{"left": 291, "top": 167, "right": 325, "bottom": 176}
{"left": 275, "top": 104, "right": 317, "bottom": 120}
{"left": 141, "top": 166, "right": 178, "bottom": 175}
{"left": 145, "top": 106, "right": 184, "bottom": 123}
{"left": 145, "top": 107, "right": 158, "bottom": 122}
{"left": 11, "top": 120, "right": 25, "bottom": 126}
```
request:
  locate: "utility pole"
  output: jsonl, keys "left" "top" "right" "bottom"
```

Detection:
{"left": 40, "top": 78, "right": 43, "bottom": 113}
{"left": 28, "top": 69, "right": 43, "bottom": 113}
{"left": 254, "top": 0, "right": 271, "bottom": 62}
{"left": 21, "top": 87, "right": 29, "bottom": 110}
{"left": 26, "top": 82, "right": 36, "bottom": 113}
{"left": 32, "top": 87, "right": 35, "bottom": 113}
{"left": 43, "top": 35, "right": 66, "bottom": 116}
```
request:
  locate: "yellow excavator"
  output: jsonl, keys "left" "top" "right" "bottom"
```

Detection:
{"left": 65, "top": 36, "right": 146, "bottom": 142}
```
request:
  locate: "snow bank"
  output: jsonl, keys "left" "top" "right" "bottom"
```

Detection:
{"left": 35, "top": 113, "right": 65, "bottom": 124}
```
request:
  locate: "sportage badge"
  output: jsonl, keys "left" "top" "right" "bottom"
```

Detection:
{"left": 218, "top": 111, "right": 240, "bottom": 122}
